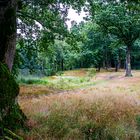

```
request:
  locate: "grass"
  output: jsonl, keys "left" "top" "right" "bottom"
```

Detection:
{"left": 18, "top": 68, "right": 97, "bottom": 91}
{"left": 20, "top": 92, "right": 140, "bottom": 140}
{"left": 18, "top": 69, "right": 140, "bottom": 140}
{"left": 18, "top": 76, "right": 48, "bottom": 85}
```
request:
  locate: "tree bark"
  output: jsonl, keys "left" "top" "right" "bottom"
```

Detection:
{"left": 61, "top": 58, "right": 64, "bottom": 71}
{"left": 0, "top": 0, "right": 26, "bottom": 132}
{"left": 115, "top": 50, "right": 120, "bottom": 72}
{"left": 0, "top": 0, "right": 16, "bottom": 71}
{"left": 115, "top": 61, "right": 118, "bottom": 72}
{"left": 125, "top": 46, "right": 132, "bottom": 77}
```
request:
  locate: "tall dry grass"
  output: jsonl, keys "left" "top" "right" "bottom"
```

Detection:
{"left": 20, "top": 91, "right": 140, "bottom": 140}
{"left": 18, "top": 70, "right": 140, "bottom": 139}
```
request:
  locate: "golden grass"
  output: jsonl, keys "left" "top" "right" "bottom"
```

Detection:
{"left": 19, "top": 70, "right": 140, "bottom": 139}
{"left": 19, "top": 70, "right": 140, "bottom": 117}
{"left": 63, "top": 68, "right": 89, "bottom": 77}
{"left": 19, "top": 92, "right": 140, "bottom": 139}
{"left": 20, "top": 85, "right": 57, "bottom": 96}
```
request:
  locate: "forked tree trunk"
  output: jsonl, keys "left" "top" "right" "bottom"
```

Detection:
{"left": 125, "top": 46, "right": 132, "bottom": 77}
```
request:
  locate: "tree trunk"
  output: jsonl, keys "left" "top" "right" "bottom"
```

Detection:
{"left": 61, "top": 58, "right": 64, "bottom": 71}
{"left": 115, "top": 56, "right": 120, "bottom": 72}
{"left": 115, "top": 61, "right": 118, "bottom": 72}
{"left": 0, "top": 0, "right": 17, "bottom": 71}
{"left": 0, "top": 0, "right": 26, "bottom": 132}
{"left": 97, "top": 63, "right": 101, "bottom": 72}
{"left": 125, "top": 46, "right": 132, "bottom": 77}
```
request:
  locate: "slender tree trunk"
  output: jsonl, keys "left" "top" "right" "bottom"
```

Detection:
{"left": 115, "top": 61, "right": 118, "bottom": 72}
{"left": 97, "top": 63, "right": 101, "bottom": 72}
{"left": 115, "top": 56, "right": 120, "bottom": 72}
{"left": 118, "top": 49, "right": 121, "bottom": 70}
{"left": 61, "top": 58, "right": 64, "bottom": 71}
{"left": 103, "top": 46, "right": 108, "bottom": 70}
{"left": 125, "top": 46, "right": 132, "bottom": 77}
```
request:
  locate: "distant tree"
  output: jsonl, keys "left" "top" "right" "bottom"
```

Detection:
{"left": 93, "top": 0, "right": 140, "bottom": 76}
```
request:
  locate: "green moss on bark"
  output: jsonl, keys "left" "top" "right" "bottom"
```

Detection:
{"left": 0, "top": 63, "right": 26, "bottom": 132}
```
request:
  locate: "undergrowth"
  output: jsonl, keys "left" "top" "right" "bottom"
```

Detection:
{"left": 18, "top": 68, "right": 97, "bottom": 90}
{"left": 18, "top": 70, "right": 140, "bottom": 139}
{"left": 17, "top": 76, "right": 48, "bottom": 85}
{"left": 21, "top": 93, "right": 140, "bottom": 140}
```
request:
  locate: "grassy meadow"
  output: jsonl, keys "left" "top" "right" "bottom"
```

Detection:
{"left": 18, "top": 69, "right": 140, "bottom": 140}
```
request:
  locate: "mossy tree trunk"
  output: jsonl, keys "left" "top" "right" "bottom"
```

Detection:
{"left": 0, "top": 0, "right": 26, "bottom": 133}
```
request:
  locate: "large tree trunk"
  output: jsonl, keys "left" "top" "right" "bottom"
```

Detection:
{"left": 0, "top": 0, "right": 26, "bottom": 133}
{"left": 0, "top": 0, "right": 17, "bottom": 71}
{"left": 125, "top": 46, "right": 132, "bottom": 77}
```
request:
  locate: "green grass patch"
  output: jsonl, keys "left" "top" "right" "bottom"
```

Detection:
{"left": 17, "top": 76, "right": 48, "bottom": 85}
{"left": 18, "top": 68, "right": 97, "bottom": 90}
{"left": 46, "top": 76, "right": 95, "bottom": 90}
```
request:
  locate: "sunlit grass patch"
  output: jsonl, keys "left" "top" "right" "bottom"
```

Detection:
{"left": 18, "top": 69, "right": 97, "bottom": 91}
{"left": 46, "top": 76, "right": 96, "bottom": 90}
{"left": 42, "top": 68, "right": 97, "bottom": 90}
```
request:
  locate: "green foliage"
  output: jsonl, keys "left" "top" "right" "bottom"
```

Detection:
{"left": 0, "top": 128, "right": 23, "bottom": 140}
{"left": 14, "top": 0, "right": 140, "bottom": 76}
{"left": 95, "top": 2, "right": 140, "bottom": 46}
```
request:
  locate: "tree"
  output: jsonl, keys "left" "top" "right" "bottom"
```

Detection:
{"left": 0, "top": 0, "right": 27, "bottom": 134}
{"left": 0, "top": 0, "right": 87, "bottom": 133}
{"left": 69, "top": 22, "right": 118, "bottom": 71}
{"left": 93, "top": 0, "right": 140, "bottom": 76}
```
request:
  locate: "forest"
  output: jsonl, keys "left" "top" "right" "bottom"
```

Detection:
{"left": 0, "top": 0, "right": 140, "bottom": 139}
